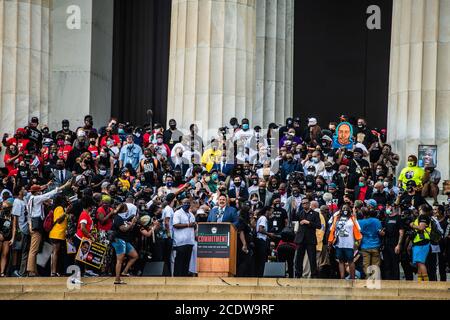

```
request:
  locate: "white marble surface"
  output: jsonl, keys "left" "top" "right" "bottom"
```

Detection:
{"left": 49, "top": 0, "right": 113, "bottom": 130}
{"left": 388, "top": 0, "right": 450, "bottom": 181}
{"left": 167, "top": 0, "right": 256, "bottom": 141}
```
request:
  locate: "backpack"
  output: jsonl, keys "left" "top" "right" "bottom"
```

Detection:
{"left": 429, "top": 218, "right": 443, "bottom": 244}
{"left": 43, "top": 210, "right": 55, "bottom": 233}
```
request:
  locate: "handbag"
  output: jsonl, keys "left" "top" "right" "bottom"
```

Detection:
{"left": 31, "top": 217, "right": 43, "bottom": 232}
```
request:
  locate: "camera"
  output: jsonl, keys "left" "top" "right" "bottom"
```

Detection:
{"left": 219, "top": 126, "right": 229, "bottom": 135}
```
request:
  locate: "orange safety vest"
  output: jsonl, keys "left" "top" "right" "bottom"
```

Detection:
{"left": 328, "top": 214, "right": 363, "bottom": 245}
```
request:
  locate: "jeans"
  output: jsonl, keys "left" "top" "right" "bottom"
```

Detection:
{"left": 27, "top": 231, "right": 42, "bottom": 274}
{"left": 19, "top": 233, "right": 30, "bottom": 275}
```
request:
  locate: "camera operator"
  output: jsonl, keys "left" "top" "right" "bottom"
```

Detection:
{"left": 395, "top": 180, "right": 428, "bottom": 210}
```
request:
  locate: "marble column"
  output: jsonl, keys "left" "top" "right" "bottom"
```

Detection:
{"left": 0, "top": 0, "right": 50, "bottom": 135}
{"left": 388, "top": 0, "right": 450, "bottom": 180}
{"left": 255, "top": 0, "right": 294, "bottom": 127}
{"left": 49, "top": 0, "right": 114, "bottom": 131}
{"left": 167, "top": 0, "right": 256, "bottom": 138}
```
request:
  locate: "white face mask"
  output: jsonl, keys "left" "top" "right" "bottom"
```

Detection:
{"left": 383, "top": 182, "right": 389, "bottom": 188}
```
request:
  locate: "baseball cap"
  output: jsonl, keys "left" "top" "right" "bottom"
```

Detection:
{"left": 30, "top": 117, "right": 39, "bottom": 124}
{"left": 365, "top": 199, "right": 377, "bottom": 207}
{"left": 308, "top": 118, "right": 317, "bottom": 126}
{"left": 140, "top": 215, "right": 151, "bottom": 227}
{"left": 354, "top": 148, "right": 364, "bottom": 154}
{"left": 406, "top": 180, "right": 417, "bottom": 187}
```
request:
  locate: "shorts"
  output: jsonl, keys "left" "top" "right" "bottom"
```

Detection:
{"left": 335, "top": 247, "right": 354, "bottom": 263}
{"left": 412, "top": 243, "right": 430, "bottom": 265}
{"left": 112, "top": 238, "right": 135, "bottom": 256}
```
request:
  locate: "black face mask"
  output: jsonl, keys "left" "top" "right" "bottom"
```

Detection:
{"left": 293, "top": 192, "right": 300, "bottom": 198}
{"left": 259, "top": 188, "right": 266, "bottom": 193}
{"left": 90, "top": 141, "right": 95, "bottom": 145}
{"left": 170, "top": 125, "right": 176, "bottom": 130}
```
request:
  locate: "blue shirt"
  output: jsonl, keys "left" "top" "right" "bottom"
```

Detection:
{"left": 119, "top": 143, "right": 143, "bottom": 170}
{"left": 358, "top": 217, "right": 382, "bottom": 250}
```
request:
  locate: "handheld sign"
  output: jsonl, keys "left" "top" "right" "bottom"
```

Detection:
{"left": 332, "top": 122, "right": 354, "bottom": 150}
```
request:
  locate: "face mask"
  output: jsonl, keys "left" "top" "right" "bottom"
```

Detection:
{"left": 157, "top": 138, "right": 163, "bottom": 144}
{"left": 274, "top": 204, "right": 281, "bottom": 209}
{"left": 57, "top": 140, "right": 64, "bottom": 147}
{"left": 383, "top": 182, "right": 389, "bottom": 188}
{"left": 182, "top": 204, "right": 190, "bottom": 212}
{"left": 252, "top": 179, "right": 258, "bottom": 186}
{"left": 340, "top": 173, "right": 346, "bottom": 178}
{"left": 170, "top": 125, "right": 176, "bottom": 130}
{"left": 90, "top": 141, "right": 95, "bottom": 145}
{"left": 63, "top": 126, "right": 69, "bottom": 131}
{"left": 242, "top": 124, "right": 249, "bottom": 131}
{"left": 293, "top": 192, "right": 300, "bottom": 198}
{"left": 205, "top": 177, "right": 211, "bottom": 182}
{"left": 308, "top": 171, "right": 315, "bottom": 176}
{"left": 166, "top": 182, "right": 173, "bottom": 188}
{"left": 56, "top": 164, "right": 65, "bottom": 170}
{"left": 312, "top": 157, "right": 319, "bottom": 163}
{"left": 376, "top": 170, "right": 382, "bottom": 175}
{"left": 234, "top": 181, "right": 241, "bottom": 186}
{"left": 212, "top": 173, "right": 218, "bottom": 181}
{"left": 99, "top": 170, "right": 107, "bottom": 176}
{"left": 385, "top": 209, "right": 392, "bottom": 215}
{"left": 251, "top": 200, "right": 258, "bottom": 205}
{"left": 359, "top": 182, "right": 365, "bottom": 187}
{"left": 342, "top": 210, "right": 349, "bottom": 216}
{"left": 118, "top": 128, "right": 125, "bottom": 135}
{"left": 407, "top": 161, "right": 415, "bottom": 167}
{"left": 259, "top": 188, "right": 266, "bottom": 193}
{"left": 325, "top": 167, "right": 332, "bottom": 172}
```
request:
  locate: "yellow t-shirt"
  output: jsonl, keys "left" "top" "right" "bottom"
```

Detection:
{"left": 398, "top": 165, "right": 424, "bottom": 189}
{"left": 201, "top": 149, "right": 222, "bottom": 172}
{"left": 49, "top": 206, "right": 67, "bottom": 240}
{"left": 118, "top": 178, "right": 131, "bottom": 191}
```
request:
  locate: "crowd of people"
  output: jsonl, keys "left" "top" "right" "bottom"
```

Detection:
{"left": 0, "top": 114, "right": 449, "bottom": 284}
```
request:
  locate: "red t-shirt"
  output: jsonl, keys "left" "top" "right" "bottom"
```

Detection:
{"left": 96, "top": 206, "right": 113, "bottom": 231}
{"left": 76, "top": 210, "right": 93, "bottom": 240}
{"left": 88, "top": 145, "right": 99, "bottom": 158}
{"left": 57, "top": 145, "right": 73, "bottom": 161}
{"left": 6, "top": 138, "right": 30, "bottom": 152}
{"left": 3, "top": 153, "right": 21, "bottom": 173}
{"left": 358, "top": 186, "right": 368, "bottom": 201}
{"left": 100, "top": 135, "right": 120, "bottom": 147}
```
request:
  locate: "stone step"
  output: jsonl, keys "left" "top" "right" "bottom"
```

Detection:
{"left": 0, "top": 277, "right": 448, "bottom": 300}
{"left": 0, "top": 284, "right": 448, "bottom": 299}
{"left": 1, "top": 277, "right": 448, "bottom": 290}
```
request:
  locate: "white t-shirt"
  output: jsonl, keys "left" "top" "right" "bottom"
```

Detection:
{"left": 162, "top": 205, "right": 175, "bottom": 239}
{"left": 334, "top": 214, "right": 356, "bottom": 249}
{"left": 256, "top": 215, "right": 268, "bottom": 241}
{"left": 173, "top": 209, "right": 196, "bottom": 247}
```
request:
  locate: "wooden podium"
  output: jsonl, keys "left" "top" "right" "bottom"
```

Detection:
{"left": 197, "top": 223, "right": 237, "bottom": 277}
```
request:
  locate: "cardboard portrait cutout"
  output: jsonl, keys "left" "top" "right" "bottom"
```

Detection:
{"left": 332, "top": 122, "right": 354, "bottom": 149}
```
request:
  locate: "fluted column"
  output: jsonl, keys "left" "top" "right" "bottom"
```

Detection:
{"left": 388, "top": 0, "right": 450, "bottom": 180}
{"left": 254, "top": 0, "right": 294, "bottom": 126}
{"left": 167, "top": 0, "right": 256, "bottom": 138}
{"left": 0, "top": 0, "right": 50, "bottom": 134}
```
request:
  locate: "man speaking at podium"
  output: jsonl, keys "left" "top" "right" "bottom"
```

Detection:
{"left": 207, "top": 194, "right": 239, "bottom": 227}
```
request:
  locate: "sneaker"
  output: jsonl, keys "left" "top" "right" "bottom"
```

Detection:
{"left": 13, "top": 270, "right": 23, "bottom": 278}
{"left": 71, "top": 278, "right": 84, "bottom": 285}
{"left": 85, "top": 270, "right": 99, "bottom": 277}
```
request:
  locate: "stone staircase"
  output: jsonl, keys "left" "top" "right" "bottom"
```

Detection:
{"left": 0, "top": 277, "right": 449, "bottom": 300}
